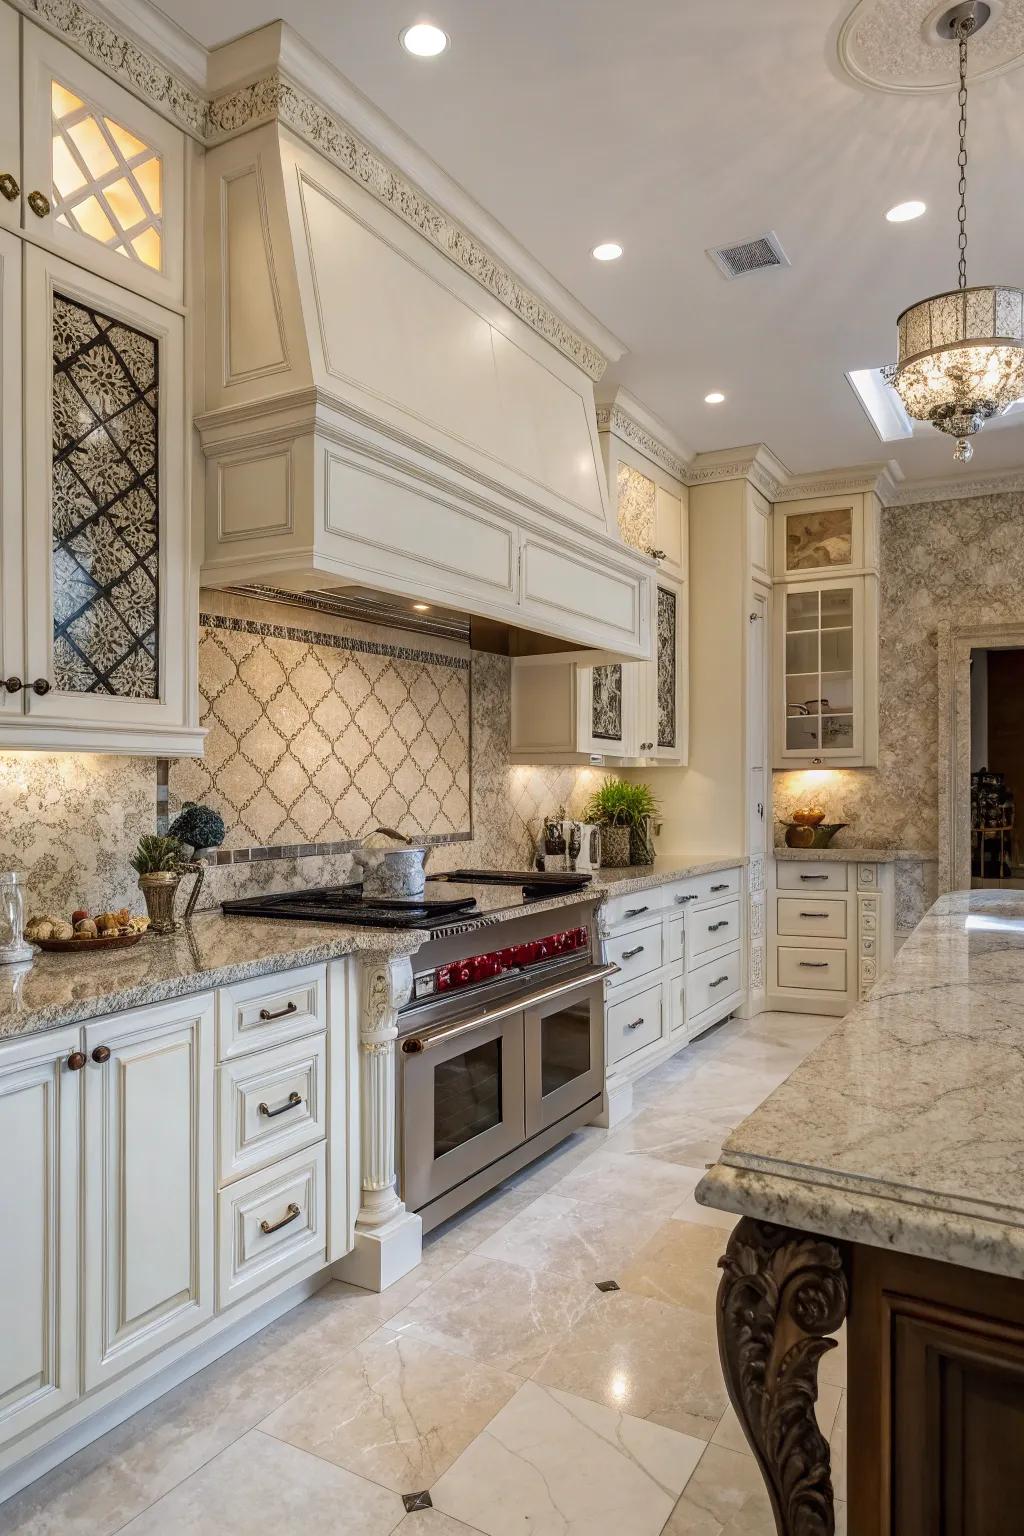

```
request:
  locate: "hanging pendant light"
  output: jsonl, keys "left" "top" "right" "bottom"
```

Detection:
{"left": 890, "top": 2, "right": 1024, "bottom": 463}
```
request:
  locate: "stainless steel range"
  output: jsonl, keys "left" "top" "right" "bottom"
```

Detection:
{"left": 224, "top": 870, "right": 616, "bottom": 1231}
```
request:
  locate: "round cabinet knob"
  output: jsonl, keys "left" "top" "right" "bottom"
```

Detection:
{"left": 91, "top": 1045, "right": 111, "bottom": 1064}
{"left": 0, "top": 172, "right": 19, "bottom": 202}
{"left": 27, "top": 190, "right": 50, "bottom": 218}
{"left": 3, "top": 676, "right": 22, "bottom": 694}
{"left": 31, "top": 679, "right": 51, "bottom": 696}
{"left": 67, "top": 1051, "right": 87, "bottom": 1072}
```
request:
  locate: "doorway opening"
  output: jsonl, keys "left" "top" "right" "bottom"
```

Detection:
{"left": 970, "top": 647, "right": 1024, "bottom": 887}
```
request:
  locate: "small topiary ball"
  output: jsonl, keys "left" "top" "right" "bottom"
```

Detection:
{"left": 168, "top": 802, "right": 226, "bottom": 852}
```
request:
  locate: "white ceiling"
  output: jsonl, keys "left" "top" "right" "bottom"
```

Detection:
{"left": 159, "top": 0, "right": 1024, "bottom": 483}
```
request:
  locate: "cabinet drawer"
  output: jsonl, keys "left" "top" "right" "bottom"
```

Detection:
{"left": 218, "top": 1035, "right": 326, "bottom": 1186}
{"left": 667, "top": 917, "right": 686, "bottom": 966}
{"left": 687, "top": 947, "right": 742, "bottom": 1016}
{"left": 777, "top": 897, "right": 847, "bottom": 940}
{"left": 217, "top": 965, "right": 327, "bottom": 1061}
{"left": 602, "top": 888, "right": 666, "bottom": 932}
{"left": 607, "top": 921, "right": 663, "bottom": 989}
{"left": 776, "top": 861, "right": 848, "bottom": 892}
{"left": 777, "top": 946, "right": 848, "bottom": 992}
{"left": 688, "top": 900, "right": 741, "bottom": 965}
{"left": 217, "top": 1143, "right": 326, "bottom": 1310}
{"left": 607, "top": 983, "right": 664, "bottom": 1065}
{"left": 666, "top": 867, "right": 741, "bottom": 911}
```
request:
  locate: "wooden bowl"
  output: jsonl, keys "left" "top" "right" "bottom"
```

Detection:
{"left": 31, "top": 931, "right": 144, "bottom": 953}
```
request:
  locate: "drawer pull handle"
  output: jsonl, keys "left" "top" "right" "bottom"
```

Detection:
{"left": 710, "top": 883, "right": 729, "bottom": 892}
{"left": 798, "top": 961, "right": 830, "bottom": 969}
{"left": 708, "top": 921, "right": 729, "bottom": 932}
{"left": 709, "top": 975, "right": 730, "bottom": 988}
{"left": 624, "top": 906, "right": 649, "bottom": 918}
{"left": 621, "top": 945, "right": 645, "bottom": 960}
{"left": 259, "top": 1001, "right": 298, "bottom": 1022}
{"left": 626, "top": 1017, "right": 645, "bottom": 1031}
{"left": 799, "top": 874, "right": 829, "bottom": 882}
{"left": 260, "top": 1201, "right": 301, "bottom": 1235}
{"left": 675, "top": 894, "right": 697, "bottom": 904}
{"left": 259, "top": 1091, "right": 303, "bottom": 1119}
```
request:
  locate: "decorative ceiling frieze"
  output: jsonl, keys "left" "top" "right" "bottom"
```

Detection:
{"left": 595, "top": 403, "right": 689, "bottom": 481}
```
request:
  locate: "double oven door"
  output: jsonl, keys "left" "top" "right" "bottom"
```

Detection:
{"left": 399, "top": 969, "right": 608, "bottom": 1218}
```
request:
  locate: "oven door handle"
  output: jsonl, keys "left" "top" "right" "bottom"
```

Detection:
{"left": 400, "top": 962, "right": 620, "bottom": 1055}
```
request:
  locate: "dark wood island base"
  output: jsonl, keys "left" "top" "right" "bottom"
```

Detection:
{"left": 717, "top": 1219, "right": 1024, "bottom": 1536}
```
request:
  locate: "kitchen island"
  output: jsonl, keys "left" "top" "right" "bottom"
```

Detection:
{"left": 697, "top": 889, "right": 1024, "bottom": 1536}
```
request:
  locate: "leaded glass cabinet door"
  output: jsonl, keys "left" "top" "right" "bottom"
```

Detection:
{"left": 645, "top": 579, "right": 686, "bottom": 764}
{"left": 21, "top": 248, "right": 192, "bottom": 745}
{"left": 21, "top": 23, "right": 184, "bottom": 307}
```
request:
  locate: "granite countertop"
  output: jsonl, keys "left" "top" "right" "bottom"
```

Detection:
{"left": 697, "top": 889, "right": 1024, "bottom": 1279}
{"left": 591, "top": 854, "right": 747, "bottom": 899}
{"left": 773, "top": 845, "right": 938, "bottom": 863}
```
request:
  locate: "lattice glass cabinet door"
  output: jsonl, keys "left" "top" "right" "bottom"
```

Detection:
{"left": 22, "top": 23, "right": 183, "bottom": 306}
{"left": 780, "top": 577, "right": 863, "bottom": 764}
{"left": 20, "top": 247, "right": 191, "bottom": 743}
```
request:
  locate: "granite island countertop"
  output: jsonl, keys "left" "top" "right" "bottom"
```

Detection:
{"left": 697, "top": 889, "right": 1024, "bottom": 1279}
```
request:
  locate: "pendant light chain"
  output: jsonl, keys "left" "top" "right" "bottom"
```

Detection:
{"left": 956, "top": 14, "right": 975, "bottom": 291}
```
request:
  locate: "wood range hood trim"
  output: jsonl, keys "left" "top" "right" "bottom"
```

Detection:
{"left": 197, "top": 119, "right": 655, "bottom": 659}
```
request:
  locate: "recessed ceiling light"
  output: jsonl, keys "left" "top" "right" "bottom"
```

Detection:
{"left": 886, "top": 200, "right": 926, "bottom": 223}
{"left": 591, "top": 242, "right": 623, "bottom": 262}
{"left": 400, "top": 22, "right": 449, "bottom": 56}
{"left": 412, "top": 602, "right": 431, "bottom": 611}
{"left": 704, "top": 391, "right": 726, "bottom": 404}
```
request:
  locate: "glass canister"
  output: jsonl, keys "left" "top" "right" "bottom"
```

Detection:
{"left": 0, "top": 872, "right": 34, "bottom": 964}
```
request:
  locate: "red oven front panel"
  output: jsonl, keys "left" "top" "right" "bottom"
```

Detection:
{"left": 412, "top": 926, "right": 590, "bottom": 1000}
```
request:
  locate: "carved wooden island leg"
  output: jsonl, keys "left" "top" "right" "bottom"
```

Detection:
{"left": 716, "top": 1218, "right": 849, "bottom": 1536}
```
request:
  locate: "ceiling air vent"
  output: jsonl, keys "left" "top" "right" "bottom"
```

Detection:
{"left": 706, "top": 231, "right": 790, "bottom": 280}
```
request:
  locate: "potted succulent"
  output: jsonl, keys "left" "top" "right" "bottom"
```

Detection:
{"left": 583, "top": 779, "right": 659, "bottom": 868}
{"left": 130, "top": 834, "right": 204, "bottom": 934}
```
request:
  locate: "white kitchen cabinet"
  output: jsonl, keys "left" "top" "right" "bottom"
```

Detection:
{"left": 0, "top": 246, "right": 202, "bottom": 754}
{"left": 768, "top": 857, "right": 895, "bottom": 1015}
{"left": 0, "top": 227, "right": 22, "bottom": 716}
{"left": 82, "top": 995, "right": 214, "bottom": 1390}
{"left": 20, "top": 22, "right": 184, "bottom": 308}
{"left": 771, "top": 493, "right": 880, "bottom": 769}
{"left": 0, "top": 1027, "right": 80, "bottom": 1447}
{"left": 0, "top": 5, "right": 19, "bottom": 236}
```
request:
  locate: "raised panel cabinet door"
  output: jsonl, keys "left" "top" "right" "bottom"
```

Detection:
{"left": 0, "top": 4, "right": 20, "bottom": 235}
{"left": 0, "top": 1027, "right": 81, "bottom": 1449}
{"left": 0, "top": 226, "right": 22, "bottom": 715}
{"left": 21, "top": 21, "right": 184, "bottom": 307}
{"left": 83, "top": 994, "right": 214, "bottom": 1390}
{"left": 20, "top": 247, "right": 193, "bottom": 748}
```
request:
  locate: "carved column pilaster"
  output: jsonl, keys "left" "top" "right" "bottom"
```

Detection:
{"left": 335, "top": 951, "right": 421, "bottom": 1291}
{"left": 717, "top": 1218, "right": 849, "bottom": 1536}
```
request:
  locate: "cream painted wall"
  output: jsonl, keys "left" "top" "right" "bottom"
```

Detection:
{"left": 773, "top": 490, "right": 1024, "bottom": 851}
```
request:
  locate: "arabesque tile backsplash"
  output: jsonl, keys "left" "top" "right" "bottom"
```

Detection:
{"left": 0, "top": 591, "right": 603, "bottom": 916}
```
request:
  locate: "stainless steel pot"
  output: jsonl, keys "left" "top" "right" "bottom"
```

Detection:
{"left": 353, "top": 827, "right": 431, "bottom": 898}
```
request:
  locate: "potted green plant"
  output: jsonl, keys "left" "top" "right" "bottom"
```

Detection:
{"left": 582, "top": 779, "right": 659, "bottom": 868}
{"left": 130, "top": 834, "right": 204, "bottom": 934}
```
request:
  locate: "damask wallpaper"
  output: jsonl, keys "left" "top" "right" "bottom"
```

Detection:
{"left": 52, "top": 293, "right": 160, "bottom": 698}
{"left": 774, "top": 490, "right": 1024, "bottom": 855}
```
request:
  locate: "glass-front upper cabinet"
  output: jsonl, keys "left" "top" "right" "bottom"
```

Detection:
{"left": 4, "top": 246, "right": 200, "bottom": 753}
{"left": 21, "top": 24, "right": 184, "bottom": 307}
{"left": 775, "top": 576, "right": 877, "bottom": 766}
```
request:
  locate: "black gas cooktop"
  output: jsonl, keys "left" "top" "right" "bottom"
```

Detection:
{"left": 221, "top": 871, "right": 592, "bottom": 931}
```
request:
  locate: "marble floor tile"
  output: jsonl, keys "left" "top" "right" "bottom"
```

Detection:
{"left": 259, "top": 1329, "right": 518, "bottom": 1494}
{"left": 619, "top": 1219, "right": 727, "bottom": 1315}
{"left": 661, "top": 1444, "right": 777, "bottom": 1533}
{"left": 397, "top": 1510, "right": 487, "bottom": 1536}
{"left": 116, "top": 1430, "right": 404, "bottom": 1535}
{"left": 431, "top": 1380, "right": 704, "bottom": 1536}
{"left": 533, "top": 1288, "right": 728, "bottom": 1441}
{"left": 710, "top": 1381, "right": 843, "bottom": 1457}
{"left": 388, "top": 1252, "right": 598, "bottom": 1378}
{"left": 475, "top": 1192, "right": 664, "bottom": 1285}
{"left": 601, "top": 1106, "right": 726, "bottom": 1169}
{"left": 548, "top": 1150, "right": 703, "bottom": 1215}
{"left": 672, "top": 1173, "right": 739, "bottom": 1232}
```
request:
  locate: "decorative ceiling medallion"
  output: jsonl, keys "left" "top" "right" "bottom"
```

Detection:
{"left": 838, "top": 0, "right": 1024, "bottom": 92}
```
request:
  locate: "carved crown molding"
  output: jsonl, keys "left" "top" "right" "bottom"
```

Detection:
{"left": 686, "top": 447, "right": 786, "bottom": 502}
{"left": 888, "top": 468, "right": 1024, "bottom": 506}
{"left": 686, "top": 445, "right": 904, "bottom": 507}
{"left": 16, "top": 1, "right": 608, "bottom": 382}
{"left": 595, "top": 403, "right": 689, "bottom": 481}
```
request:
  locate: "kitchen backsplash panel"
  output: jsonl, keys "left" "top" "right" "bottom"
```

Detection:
{"left": 169, "top": 610, "right": 472, "bottom": 850}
